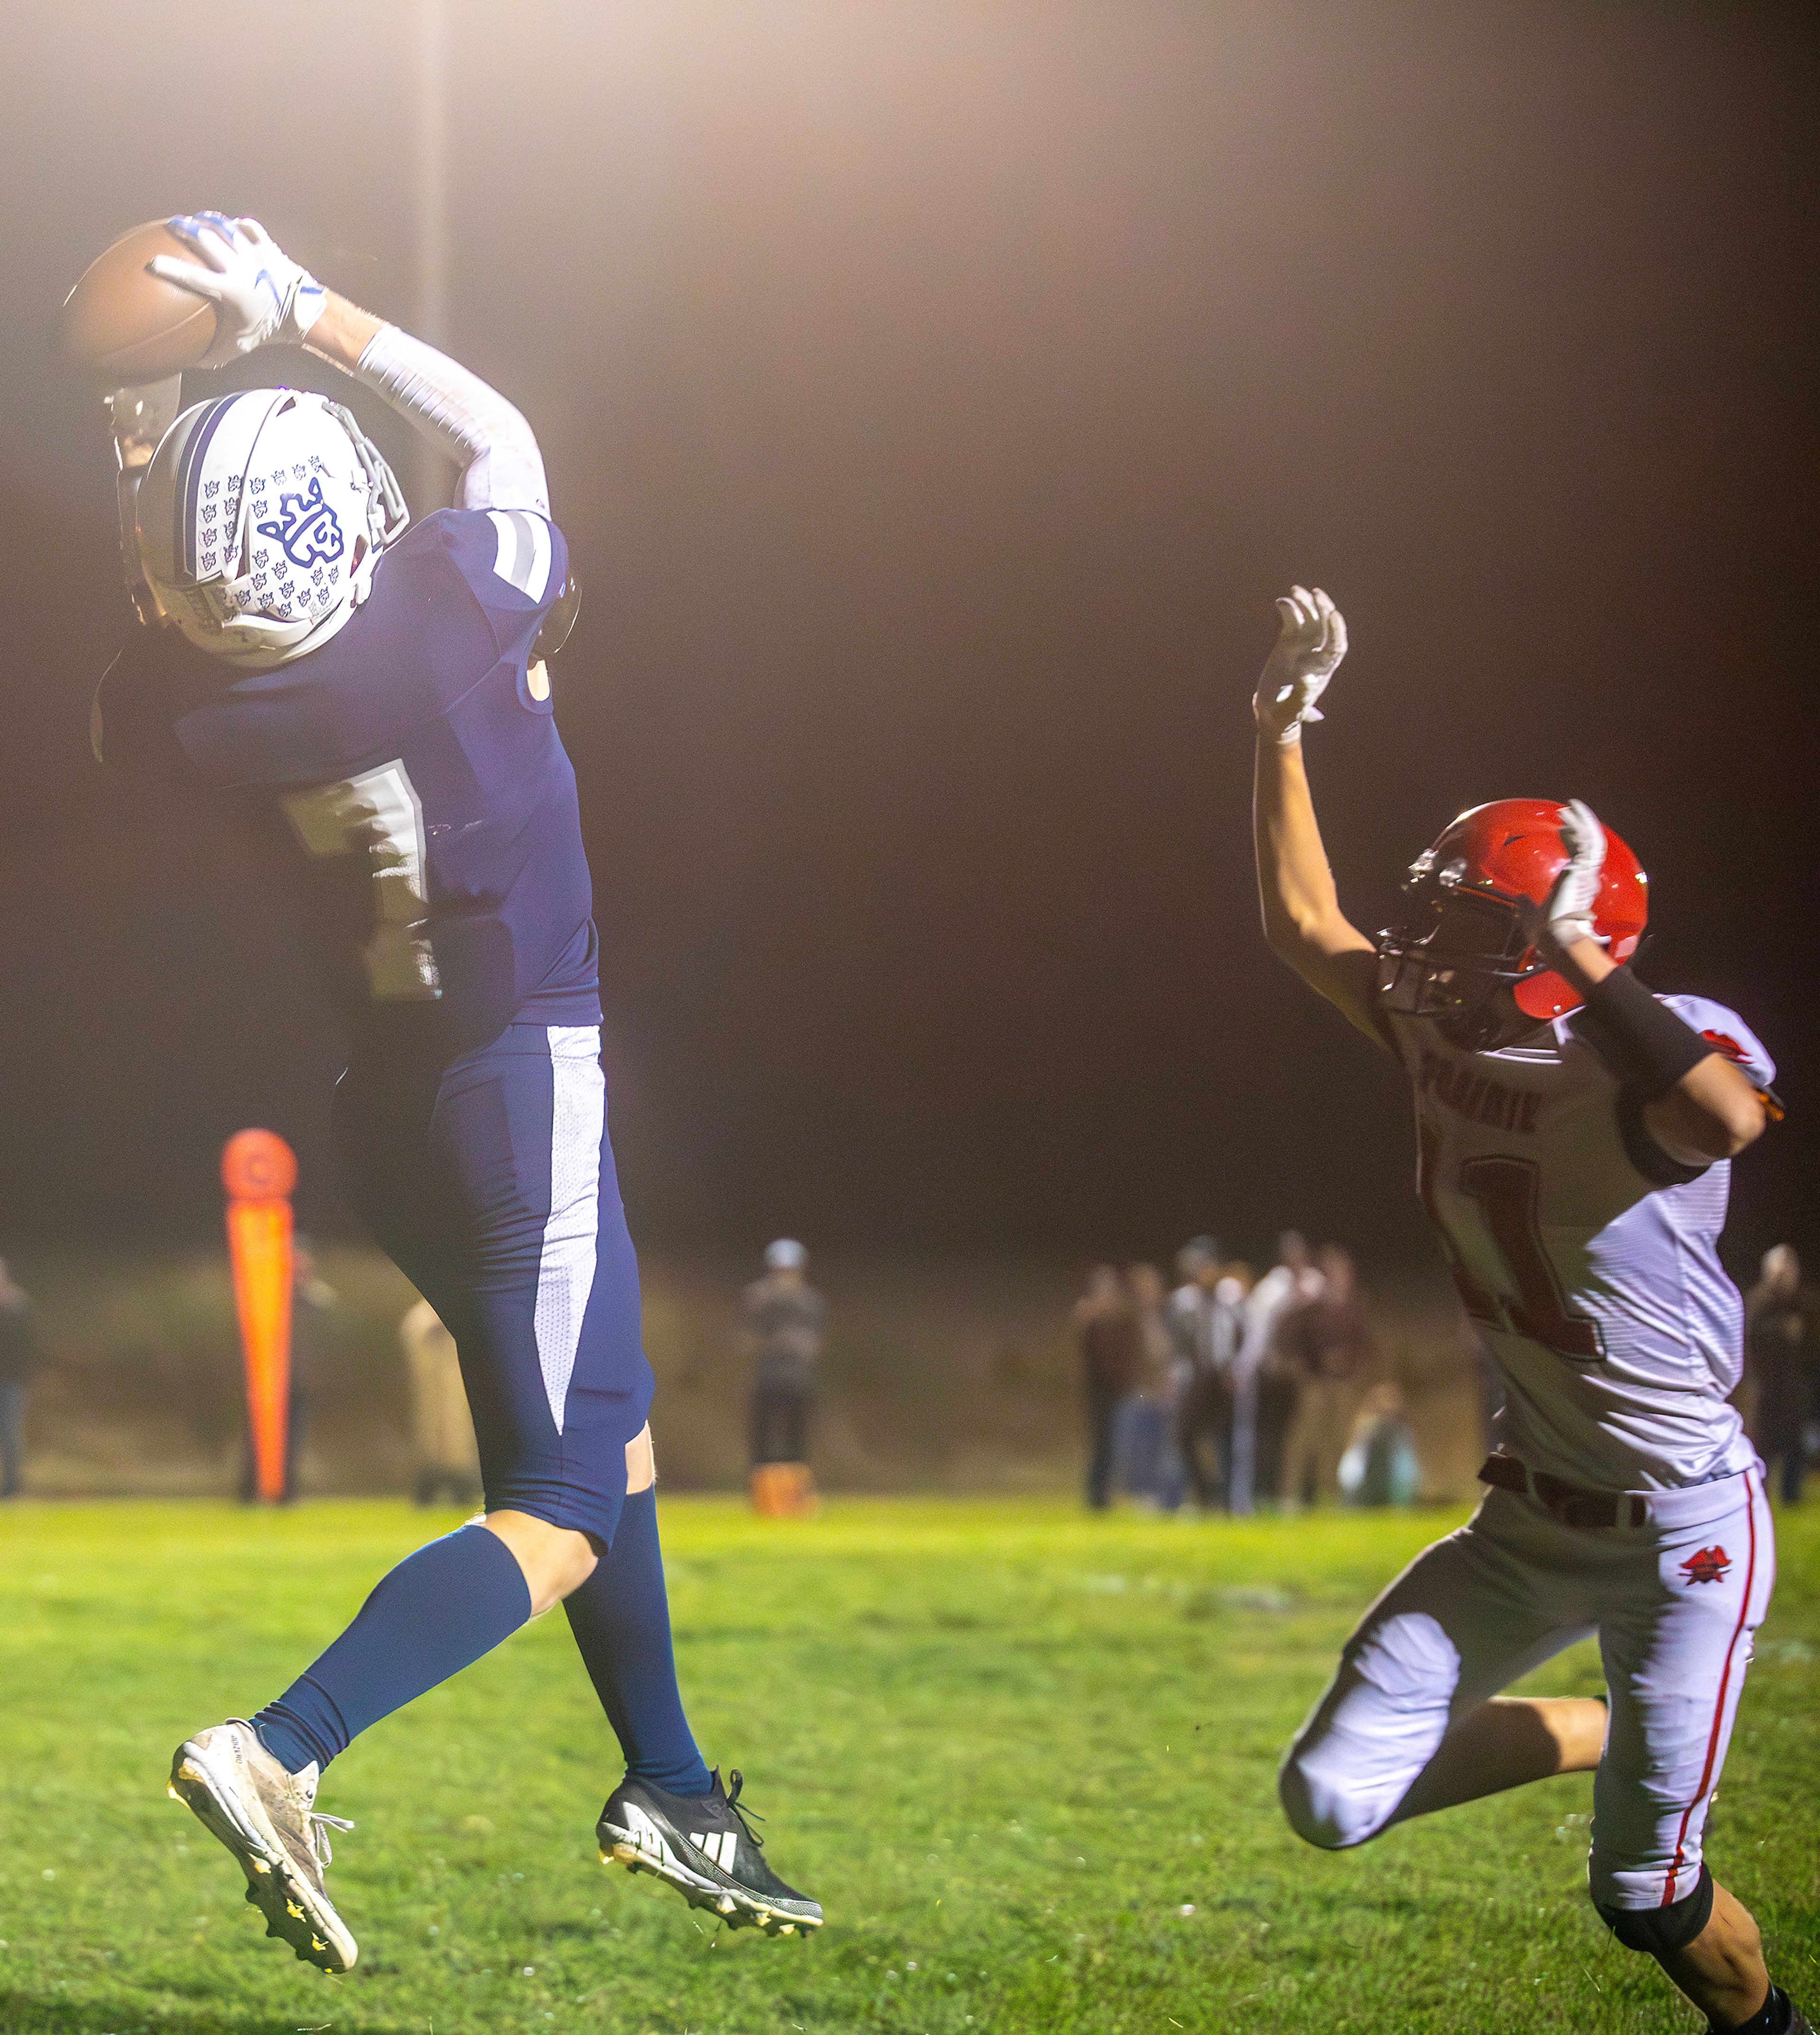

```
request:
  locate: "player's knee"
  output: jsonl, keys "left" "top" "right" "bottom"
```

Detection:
{"left": 1277, "top": 1737, "right": 1381, "bottom": 1851}
{"left": 1594, "top": 1864, "right": 1713, "bottom": 1957}
{"left": 1276, "top": 1751, "right": 1342, "bottom": 1848}
{"left": 546, "top": 1528, "right": 599, "bottom": 1601}
{"left": 483, "top": 1510, "right": 597, "bottom": 1613}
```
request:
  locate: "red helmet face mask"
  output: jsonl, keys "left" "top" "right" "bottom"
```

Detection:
{"left": 1376, "top": 800, "right": 1647, "bottom": 1051}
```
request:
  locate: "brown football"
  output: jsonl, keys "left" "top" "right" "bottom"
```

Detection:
{"left": 59, "top": 219, "right": 218, "bottom": 384}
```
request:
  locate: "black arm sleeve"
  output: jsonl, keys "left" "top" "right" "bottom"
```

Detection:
{"left": 1573, "top": 967, "right": 1712, "bottom": 1101}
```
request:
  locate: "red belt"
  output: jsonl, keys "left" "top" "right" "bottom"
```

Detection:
{"left": 1479, "top": 1452, "right": 1648, "bottom": 1530}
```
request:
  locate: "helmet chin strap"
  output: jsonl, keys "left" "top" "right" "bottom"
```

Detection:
{"left": 181, "top": 567, "right": 371, "bottom": 668}
{"left": 207, "top": 595, "right": 365, "bottom": 669}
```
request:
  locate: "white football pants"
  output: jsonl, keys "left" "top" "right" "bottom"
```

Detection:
{"left": 1279, "top": 1466, "right": 1773, "bottom": 1910}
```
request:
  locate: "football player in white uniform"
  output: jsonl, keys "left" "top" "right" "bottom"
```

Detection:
{"left": 1251, "top": 587, "right": 1804, "bottom": 2035}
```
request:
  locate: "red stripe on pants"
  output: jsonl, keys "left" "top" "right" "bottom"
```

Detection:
{"left": 1661, "top": 1470, "right": 1758, "bottom": 1905}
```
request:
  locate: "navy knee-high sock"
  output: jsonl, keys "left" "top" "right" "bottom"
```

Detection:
{"left": 563, "top": 1487, "right": 711, "bottom": 1798}
{"left": 254, "top": 1524, "right": 531, "bottom": 1774}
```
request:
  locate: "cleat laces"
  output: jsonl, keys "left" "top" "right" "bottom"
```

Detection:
{"left": 305, "top": 1812, "right": 355, "bottom": 1868}
{"left": 724, "top": 1771, "right": 765, "bottom": 1853}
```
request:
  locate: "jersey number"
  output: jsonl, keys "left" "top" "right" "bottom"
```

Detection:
{"left": 1419, "top": 1131, "right": 1603, "bottom": 1362}
{"left": 280, "top": 762, "right": 442, "bottom": 1003}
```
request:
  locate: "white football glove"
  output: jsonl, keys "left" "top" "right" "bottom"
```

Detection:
{"left": 147, "top": 213, "right": 326, "bottom": 368}
{"left": 1539, "top": 798, "right": 1607, "bottom": 950}
{"left": 1254, "top": 584, "right": 1347, "bottom": 744}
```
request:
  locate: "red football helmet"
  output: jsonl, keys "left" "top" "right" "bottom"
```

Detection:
{"left": 1377, "top": 799, "right": 1647, "bottom": 1048}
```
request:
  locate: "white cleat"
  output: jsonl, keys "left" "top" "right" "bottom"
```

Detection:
{"left": 168, "top": 1719, "right": 357, "bottom": 1973}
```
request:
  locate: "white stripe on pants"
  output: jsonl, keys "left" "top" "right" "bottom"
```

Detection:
{"left": 532, "top": 1025, "right": 605, "bottom": 1433}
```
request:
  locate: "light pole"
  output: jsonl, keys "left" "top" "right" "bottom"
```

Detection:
{"left": 413, "top": 0, "right": 450, "bottom": 511}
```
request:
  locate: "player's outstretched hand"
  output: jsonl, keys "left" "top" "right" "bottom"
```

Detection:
{"left": 1255, "top": 585, "right": 1347, "bottom": 744}
{"left": 147, "top": 214, "right": 326, "bottom": 367}
{"left": 1532, "top": 798, "right": 1607, "bottom": 955}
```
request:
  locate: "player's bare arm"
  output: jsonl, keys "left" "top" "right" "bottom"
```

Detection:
{"left": 1525, "top": 802, "right": 1770, "bottom": 1166}
{"left": 1250, "top": 586, "right": 1384, "bottom": 1044}
{"left": 298, "top": 288, "right": 383, "bottom": 370}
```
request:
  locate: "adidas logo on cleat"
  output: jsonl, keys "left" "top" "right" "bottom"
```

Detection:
{"left": 692, "top": 1830, "right": 738, "bottom": 1871}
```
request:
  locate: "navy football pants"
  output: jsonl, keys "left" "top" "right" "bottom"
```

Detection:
{"left": 334, "top": 1022, "right": 654, "bottom": 1550}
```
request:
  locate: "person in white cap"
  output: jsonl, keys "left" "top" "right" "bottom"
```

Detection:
{"left": 743, "top": 1241, "right": 824, "bottom": 1479}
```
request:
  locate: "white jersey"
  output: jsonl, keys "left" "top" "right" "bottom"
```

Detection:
{"left": 1383, "top": 995, "right": 1774, "bottom": 1491}
{"left": 1237, "top": 1260, "right": 1324, "bottom": 1381}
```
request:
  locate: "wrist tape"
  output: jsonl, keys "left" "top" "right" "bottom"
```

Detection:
{"left": 1577, "top": 967, "right": 1712, "bottom": 1101}
{"left": 284, "top": 274, "right": 327, "bottom": 344}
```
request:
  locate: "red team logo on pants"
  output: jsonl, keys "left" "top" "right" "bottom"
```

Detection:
{"left": 1680, "top": 1546, "right": 1731, "bottom": 1586}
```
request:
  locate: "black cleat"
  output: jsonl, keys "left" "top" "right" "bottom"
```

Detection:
{"left": 1704, "top": 1988, "right": 1811, "bottom": 2035}
{"left": 597, "top": 1768, "right": 822, "bottom": 1936}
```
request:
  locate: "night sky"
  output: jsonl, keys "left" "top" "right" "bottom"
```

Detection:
{"left": 0, "top": 2, "right": 1813, "bottom": 1275}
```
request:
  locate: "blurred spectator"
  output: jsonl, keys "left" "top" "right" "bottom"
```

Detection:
{"left": 0, "top": 1259, "right": 42, "bottom": 1500}
{"left": 288, "top": 1238, "right": 337, "bottom": 1497}
{"left": 1279, "top": 1244, "right": 1380, "bottom": 1506}
{"left": 240, "top": 1236, "right": 337, "bottom": 1504}
{"left": 1337, "top": 1380, "right": 1422, "bottom": 1507}
{"left": 1074, "top": 1263, "right": 1144, "bottom": 1510}
{"left": 1169, "top": 1237, "right": 1243, "bottom": 1511}
{"left": 745, "top": 1239, "right": 824, "bottom": 1473}
{"left": 1745, "top": 1245, "right": 1812, "bottom": 1505}
{"left": 1231, "top": 1231, "right": 1322, "bottom": 1512}
{"left": 400, "top": 1297, "right": 482, "bottom": 1507}
{"left": 1116, "top": 1262, "right": 1184, "bottom": 1510}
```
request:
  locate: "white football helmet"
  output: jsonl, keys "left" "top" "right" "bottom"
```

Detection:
{"left": 136, "top": 388, "right": 408, "bottom": 667}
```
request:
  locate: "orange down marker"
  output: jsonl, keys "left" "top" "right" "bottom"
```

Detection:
{"left": 222, "top": 1129, "right": 298, "bottom": 1505}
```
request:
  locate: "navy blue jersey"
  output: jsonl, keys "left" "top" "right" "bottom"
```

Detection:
{"left": 97, "top": 508, "right": 597, "bottom": 1059}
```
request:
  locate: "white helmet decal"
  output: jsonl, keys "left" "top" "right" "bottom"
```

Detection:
{"left": 137, "top": 388, "right": 408, "bottom": 668}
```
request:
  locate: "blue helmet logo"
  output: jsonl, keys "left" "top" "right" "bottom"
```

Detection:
{"left": 255, "top": 474, "right": 345, "bottom": 570}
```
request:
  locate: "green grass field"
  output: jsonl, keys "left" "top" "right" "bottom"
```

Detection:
{"left": 0, "top": 1498, "right": 1814, "bottom": 2035}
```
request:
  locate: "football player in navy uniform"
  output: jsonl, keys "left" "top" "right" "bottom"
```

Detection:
{"left": 1250, "top": 587, "right": 1806, "bottom": 2035}
{"left": 93, "top": 214, "right": 819, "bottom": 1970}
